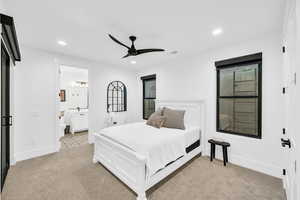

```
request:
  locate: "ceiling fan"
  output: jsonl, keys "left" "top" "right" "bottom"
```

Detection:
{"left": 108, "top": 34, "right": 165, "bottom": 58}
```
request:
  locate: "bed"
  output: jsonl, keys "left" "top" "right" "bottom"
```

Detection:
{"left": 93, "top": 101, "right": 206, "bottom": 200}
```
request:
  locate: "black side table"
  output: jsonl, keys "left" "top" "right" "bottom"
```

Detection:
{"left": 208, "top": 139, "right": 230, "bottom": 166}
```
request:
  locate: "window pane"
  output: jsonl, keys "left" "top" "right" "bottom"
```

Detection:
{"left": 107, "top": 81, "right": 126, "bottom": 112}
{"left": 113, "top": 104, "right": 118, "bottom": 112}
{"left": 144, "top": 99, "right": 155, "bottom": 119}
{"left": 220, "top": 68, "right": 234, "bottom": 96}
{"left": 219, "top": 98, "right": 258, "bottom": 136}
{"left": 144, "top": 79, "right": 156, "bottom": 98}
{"left": 219, "top": 64, "right": 259, "bottom": 96}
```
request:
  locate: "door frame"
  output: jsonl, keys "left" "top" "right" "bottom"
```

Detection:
{"left": 0, "top": 25, "right": 2, "bottom": 192}
{"left": 54, "top": 63, "right": 90, "bottom": 152}
{"left": 1, "top": 40, "right": 11, "bottom": 191}
{"left": 0, "top": 14, "right": 20, "bottom": 192}
{"left": 282, "top": 0, "right": 299, "bottom": 199}
{"left": 296, "top": 0, "right": 300, "bottom": 197}
{"left": 0, "top": 25, "right": 17, "bottom": 192}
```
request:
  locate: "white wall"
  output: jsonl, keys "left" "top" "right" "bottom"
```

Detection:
{"left": 89, "top": 63, "right": 140, "bottom": 143}
{"left": 14, "top": 47, "right": 59, "bottom": 161}
{"left": 14, "top": 46, "right": 139, "bottom": 161}
{"left": 0, "top": 0, "right": 6, "bottom": 13}
{"left": 138, "top": 33, "right": 284, "bottom": 178}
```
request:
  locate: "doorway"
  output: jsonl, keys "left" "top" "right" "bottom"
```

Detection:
{"left": 58, "top": 65, "right": 89, "bottom": 150}
{"left": 1, "top": 42, "right": 11, "bottom": 191}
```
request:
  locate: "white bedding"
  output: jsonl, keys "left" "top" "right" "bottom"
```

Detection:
{"left": 184, "top": 126, "right": 201, "bottom": 147}
{"left": 97, "top": 122, "right": 187, "bottom": 177}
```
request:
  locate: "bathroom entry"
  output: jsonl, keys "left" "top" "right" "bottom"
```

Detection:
{"left": 58, "top": 66, "right": 89, "bottom": 150}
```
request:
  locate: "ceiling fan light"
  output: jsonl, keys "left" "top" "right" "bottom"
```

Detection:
{"left": 212, "top": 28, "right": 223, "bottom": 36}
{"left": 57, "top": 40, "right": 67, "bottom": 46}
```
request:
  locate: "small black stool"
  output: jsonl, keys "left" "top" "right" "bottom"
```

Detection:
{"left": 208, "top": 139, "right": 230, "bottom": 166}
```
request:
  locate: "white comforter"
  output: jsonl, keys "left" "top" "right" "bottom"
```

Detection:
{"left": 99, "top": 122, "right": 186, "bottom": 177}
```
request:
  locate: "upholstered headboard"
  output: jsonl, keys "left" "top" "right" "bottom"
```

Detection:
{"left": 156, "top": 100, "right": 207, "bottom": 153}
{"left": 156, "top": 100, "right": 205, "bottom": 128}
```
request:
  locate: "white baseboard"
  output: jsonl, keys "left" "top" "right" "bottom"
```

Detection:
{"left": 205, "top": 149, "right": 282, "bottom": 178}
{"left": 283, "top": 174, "right": 289, "bottom": 190}
{"left": 10, "top": 156, "right": 16, "bottom": 166}
{"left": 230, "top": 154, "right": 281, "bottom": 178}
{"left": 55, "top": 141, "right": 61, "bottom": 152}
{"left": 15, "top": 145, "right": 57, "bottom": 162}
{"left": 88, "top": 132, "right": 96, "bottom": 144}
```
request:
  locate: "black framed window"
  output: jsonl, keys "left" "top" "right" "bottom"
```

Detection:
{"left": 107, "top": 81, "right": 127, "bottom": 112}
{"left": 216, "top": 53, "right": 262, "bottom": 139}
{"left": 141, "top": 74, "right": 156, "bottom": 119}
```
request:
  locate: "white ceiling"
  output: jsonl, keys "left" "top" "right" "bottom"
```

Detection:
{"left": 5, "top": 0, "right": 285, "bottom": 69}
{"left": 60, "top": 65, "right": 88, "bottom": 74}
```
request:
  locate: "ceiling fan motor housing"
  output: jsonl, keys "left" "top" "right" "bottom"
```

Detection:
{"left": 129, "top": 36, "right": 137, "bottom": 41}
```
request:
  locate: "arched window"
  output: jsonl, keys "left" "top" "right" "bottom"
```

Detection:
{"left": 107, "top": 81, "right": 127, "bottom": 112}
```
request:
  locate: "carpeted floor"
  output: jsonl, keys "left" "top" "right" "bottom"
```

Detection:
{"left": 60, "top": 131, "right": 88, "bottom": 150}
{"left": 2, "top": 144, "right": 285, "bottom": 200}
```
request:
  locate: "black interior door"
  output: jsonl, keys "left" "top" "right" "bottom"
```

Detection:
{"left": 1, "top": 43, "right": 10, "bottom": 191}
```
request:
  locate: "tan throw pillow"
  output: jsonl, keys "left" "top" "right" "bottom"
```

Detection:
{"left": 146, "top": 115, "right": 166, "bottom": 128}
{"left": 162, "top": 107, "right": 186, "bottom": 130}
{"left": 146, "top": 109, "right": 166, "bottom": 128}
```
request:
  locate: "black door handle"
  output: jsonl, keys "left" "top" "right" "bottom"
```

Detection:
{"left": 281, "top": 138, "right": 291, "bottom": 148}
{"left": 1, "top": 116, "right": 12, "bottom": 126}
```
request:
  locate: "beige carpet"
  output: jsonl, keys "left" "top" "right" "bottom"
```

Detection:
{"left": 60, "top": 131, "right": 88, "bottom": 150}
{"left": 2, "top": 144, "right": 285, "bottom": 200}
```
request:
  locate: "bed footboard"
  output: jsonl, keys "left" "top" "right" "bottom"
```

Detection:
{"left": 93, "top": 134, "right": 147, "bottom": 200}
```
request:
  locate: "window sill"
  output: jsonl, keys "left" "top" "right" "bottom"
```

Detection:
{"left": 217, "top": 129, "right": 262, "bottom": 139}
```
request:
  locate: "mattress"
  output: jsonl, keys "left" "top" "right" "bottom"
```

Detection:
{"left": 184, "top": 126, "right": 201, "bottom": 147}
{"left": 159, "top": 125, "right": 201, "bottom": 148}
{"left": 98, "top": 122, "right": 187, "bottom": 177}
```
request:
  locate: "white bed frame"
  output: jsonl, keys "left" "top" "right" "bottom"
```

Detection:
{"left": 93, "top": 100, "right": 206, "bottom": 200}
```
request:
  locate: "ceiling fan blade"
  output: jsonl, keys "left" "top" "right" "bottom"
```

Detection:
{"left": 136, "top": 48, "right": 165, "bottom": 55}
{"left": 122, "top": 54, "right": 130, "bottom": 58}
{"left": 108, "top": 34, "right": 130, "bottom": 49}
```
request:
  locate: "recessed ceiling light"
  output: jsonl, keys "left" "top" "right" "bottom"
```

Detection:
{"left": 57, "top": 40, "right": 67, "bottom": 46}
{"left": 130, "top": 60, "right": 137, "bottom": 64}
{"left": 212, "top": 28, "right": 223, "bottom": 36}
